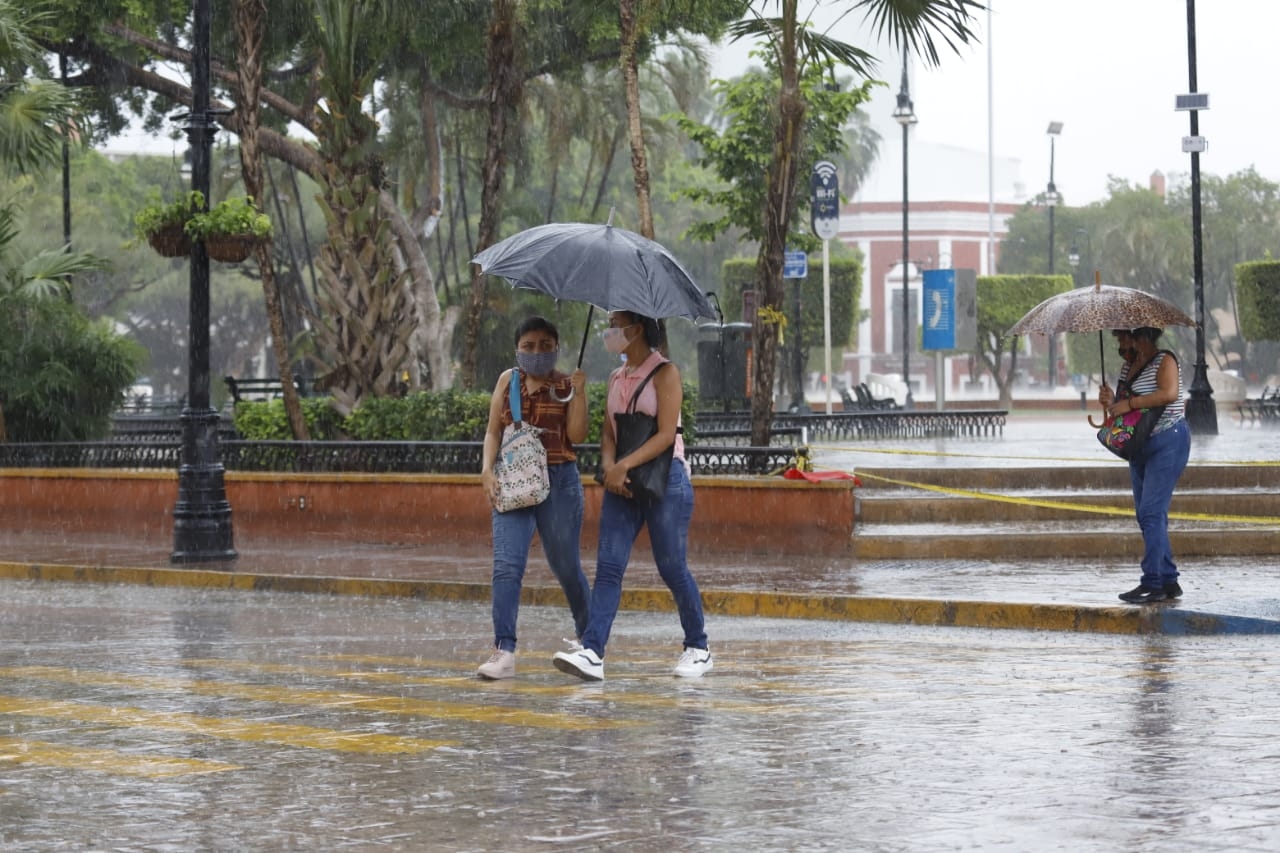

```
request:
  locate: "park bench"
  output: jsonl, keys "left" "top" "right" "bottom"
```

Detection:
{"left": 1238, "top": 386, "right": 1280, "bottom": 427}
{"left": 223, "top": 375, "right": 314, "bottom": 403}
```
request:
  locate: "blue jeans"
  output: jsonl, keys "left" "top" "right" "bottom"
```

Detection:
{"left": 581, "top": 461, "right": 707, "bottom": 658}
{"left": 490, "top": 461, "right": 590, "bottom": 652}
{"left": 1129, "top": 419, "right": 1191, "bottom": 588}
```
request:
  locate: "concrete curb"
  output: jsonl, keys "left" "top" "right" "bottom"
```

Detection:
{"left": 4, "top": 560, "right": 1278, "bottom": 636}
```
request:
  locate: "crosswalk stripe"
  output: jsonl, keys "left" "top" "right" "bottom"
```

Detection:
{"left": 0, "top": 695, "right": 452, "bottom": 754}
{"left": 192, "top": 657, "right": 785, "bottom": 713}
{"left": 0, "top": 665, "right": 634, "bottom": 730}
{"left": 0, "top": 735, "right": 241, "bottom": 778}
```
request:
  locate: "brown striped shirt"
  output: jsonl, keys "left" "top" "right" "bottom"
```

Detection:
{"left": 501, "top": 370, "right": 578, "bottom": 464}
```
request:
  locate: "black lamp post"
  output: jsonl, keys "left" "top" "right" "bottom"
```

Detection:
{"left": 171, "top": 0, "right": 236, "bottom": 563}
{"left": 1183, "top": 0, "right": 1217, "bottom": 434}
{"left": 1045, "top": 121, "right": 1063, "bottom": 389}
{"left": 893, "top": 55, "right": 917, "bottom": 409}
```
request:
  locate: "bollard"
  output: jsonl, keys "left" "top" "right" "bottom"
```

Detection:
{"left": 1080, "top": 391, "right": 1087, "bottom": 410}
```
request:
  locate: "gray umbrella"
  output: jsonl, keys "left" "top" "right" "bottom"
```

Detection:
{"left": 472, "top": 219, "right": 715, "bottom": 367}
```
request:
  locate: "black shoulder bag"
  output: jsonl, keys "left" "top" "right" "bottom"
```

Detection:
{"left": 597, "top": 362, "right": 678, "bottom": 502}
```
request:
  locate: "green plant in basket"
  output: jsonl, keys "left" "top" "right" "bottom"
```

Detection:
{"left": 133, "top": 190, "right": 204, "bottom": 241}
{"left": 185, "top": 195, "right": 272, "bottom": 239}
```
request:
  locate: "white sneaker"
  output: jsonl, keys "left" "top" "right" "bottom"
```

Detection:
{"left": 673, "top": 647, "right": 713, "bottom": 678}
{"left": 562, "top": 637, "right": 584, "bottom": 653}
{"left": 477, "top": 649, "right": 515, "bottom": 680}
{"left": 553, "top": 647, "right": 604, "bottom": 681}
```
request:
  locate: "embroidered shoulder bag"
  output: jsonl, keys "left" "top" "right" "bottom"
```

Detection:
{"left": 492, "top": 370, "right": 550, "bottom": 512}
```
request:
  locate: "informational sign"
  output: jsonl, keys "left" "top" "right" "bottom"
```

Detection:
{"left": 783, "top": 249, "right": 807, "bottom": 279}
{"left": 922, "top": 269, "right": 956, "bottom": 351}
{"left": 810, "top": 161, "right": 840, "bottom": 240}
{"left": 922, "top": 269, "right": 977, "bottom": 351}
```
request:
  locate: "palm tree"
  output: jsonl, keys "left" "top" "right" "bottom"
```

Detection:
{"left": 729, "top": 0, "right": 981, "bottom": 444}
{"left": 0, "top": 0, "right": 95, "bottom": 440}
{"left": 305, "top": 0, "right": 419, "bottom": 415}
{"left": 232, "top": 0, "right": 309, "bottom": 439}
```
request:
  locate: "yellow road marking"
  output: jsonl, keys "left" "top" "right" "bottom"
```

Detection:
{"left": 183, "top": 657, "right": 785, "bottom": 714}
{"left": 0, "top": 666, "right": 633, "bottom": 730}
{"left": 0, "top": 695, "right": 448, "bottom": 754}
{"left": 0, "top": 735, "right": 240, "bottom": 778}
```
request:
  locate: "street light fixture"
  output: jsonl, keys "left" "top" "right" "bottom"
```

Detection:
{"left": 893, "top": 55, "right": 917, "bottom": 409}
{"left": 1046, "top": 121, "right": 1063, "bottom": 389}
{"left": 171, "top": 0, "right": 236, "bottom": 563}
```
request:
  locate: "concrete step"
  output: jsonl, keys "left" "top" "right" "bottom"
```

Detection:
{"left": 853, "top": 524, "right": 1280, "bottom": 560}
{"left": 857, "top": 490, "right": 1280, "bottom": 524}
{"left": 855, "top": 465, "right": 1280, "bottom": 491}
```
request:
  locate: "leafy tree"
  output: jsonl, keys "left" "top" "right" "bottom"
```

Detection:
{"left": 1236, "top": 261, "right": 1280, "bottom": 344}
{"left": 0, "top": 294, "right": 141, "bottom": 441}
{"left": 703, "top": 0, "right": 979, "bottom": 443}
{"left": 978, "top": 274, "right": 1071, "bottom": 408}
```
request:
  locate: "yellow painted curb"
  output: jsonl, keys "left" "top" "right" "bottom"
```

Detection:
{"left": 0, "top": 560, "right": 1151, "bottom": 635}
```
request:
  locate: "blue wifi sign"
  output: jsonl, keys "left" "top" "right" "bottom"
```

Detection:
{"left": 810, "top": 161, "right": 840, "bottom": 240}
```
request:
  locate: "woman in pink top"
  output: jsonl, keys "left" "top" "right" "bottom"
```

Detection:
{"left": 553, "top": 311, "right": 711, "bottom": 682}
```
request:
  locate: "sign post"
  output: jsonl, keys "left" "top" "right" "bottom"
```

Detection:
{"left": 811, "top": 161, "right": 839, "bottom": 413}
{"left": 923, "top": 268, "right": 977, "bottom": 410}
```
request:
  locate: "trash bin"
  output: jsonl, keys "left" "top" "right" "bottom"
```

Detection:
{"left": 697, "top": 322, "right": 752, "bottom": 410}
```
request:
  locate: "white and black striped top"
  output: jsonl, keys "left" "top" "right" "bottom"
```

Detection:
{"left": 1118, "top": 350, "right": 1185, "bottom": 434}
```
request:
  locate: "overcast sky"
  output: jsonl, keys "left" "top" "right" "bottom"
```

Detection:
{"left": 713, "top": 1, "right": 1273, "bottom": 206}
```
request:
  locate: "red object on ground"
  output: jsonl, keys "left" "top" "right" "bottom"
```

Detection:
{"left": 783, "top": 468, "right": 859, "bottom": 485}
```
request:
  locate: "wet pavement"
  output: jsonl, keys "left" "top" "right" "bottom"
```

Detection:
{"left": 2, "top": 412, "right": 1280, "bottom": 848}
{"left": 2, "top": 580, "right": 1279, "bottom": 851}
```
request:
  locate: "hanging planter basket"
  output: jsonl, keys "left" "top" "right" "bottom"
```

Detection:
{"left": 205, "top": 234, "right": 258, "bottom": 263}
{"left": 146, "top": 225, "right": 191, "bottom": 258}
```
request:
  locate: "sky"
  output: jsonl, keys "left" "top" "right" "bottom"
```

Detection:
{"left": 711, "top": 0, "right": 1277, "bottom": 206}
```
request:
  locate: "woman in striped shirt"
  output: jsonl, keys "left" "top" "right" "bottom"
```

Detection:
{"left": 1098, "top": 327, "right": 1191, "bottom": 604}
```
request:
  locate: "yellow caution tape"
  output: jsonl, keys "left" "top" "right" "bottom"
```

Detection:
{"left": 830, "top": 468, "right": 1280, "bottom": 526}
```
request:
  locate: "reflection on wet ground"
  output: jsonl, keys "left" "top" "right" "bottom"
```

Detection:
{"left": 2, "top": 581, "right": 1278, "bottom": 851}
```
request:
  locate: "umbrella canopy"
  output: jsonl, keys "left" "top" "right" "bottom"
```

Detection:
{"left": 472, "top": 222, "right": 716, "bottom": 322}
{"left": 1007, "top": 281, "right": 1196, "bottom": 337}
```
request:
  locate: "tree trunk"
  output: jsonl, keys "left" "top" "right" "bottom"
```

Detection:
{"left": 80, "top": 32, "right": 454, "bottom": 392}
{"left": 460, "top": 0, "right": 521, "bottom": 389}
{"left": 619, "top": 0, "right": 654, "bottom": 240}
{"left": 233, "top": 0, "right": 309, "bottom": 440}
{"left": 751, "top": 0, "right": 804, "bottom": 447}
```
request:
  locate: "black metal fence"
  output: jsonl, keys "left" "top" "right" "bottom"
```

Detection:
{"left": 0, "top": 409, "right": 1003, "bottom": 476}
{"left": 696, "top": 409, "right": 1006, "bottom": 441}
{"left": 0, "top": 440, "right": 798, "bottom": 476}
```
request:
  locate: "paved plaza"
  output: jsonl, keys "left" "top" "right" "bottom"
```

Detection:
{"left": 2, "top": 411, "right": 1278, "bottom": 849}
{"left": 2, "top": 581, "right": 1279, "bottom": 851}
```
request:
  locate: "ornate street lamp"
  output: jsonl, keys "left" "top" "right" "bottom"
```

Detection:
{"left": 893, "top": 55, "right": 917, "bottom": 409}
{"left": 1182, "top": 0, "right": 1217, "bottom": 434}
{"left": 1046, "top": 121, "right": 1063, "bottom": 389}
{"left": 171, "top": 0, "right": 236, "bottom": 563}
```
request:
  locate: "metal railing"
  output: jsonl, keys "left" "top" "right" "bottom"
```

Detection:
{"left": 0, "top": 440, "right": 798, "bottom": 477}
{"left": 696, "top": 409, "right": 1006, "bottom": 441}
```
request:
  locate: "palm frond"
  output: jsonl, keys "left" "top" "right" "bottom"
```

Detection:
{"left": 856, "top": 0, "right": 985, "bottom": 68}
{"left": 0, "top": 79, "right": 80, "bottom": 173}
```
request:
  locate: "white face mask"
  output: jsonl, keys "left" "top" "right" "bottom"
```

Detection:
{"left": 601, "top": 325, "right": 635, "bottom": 355}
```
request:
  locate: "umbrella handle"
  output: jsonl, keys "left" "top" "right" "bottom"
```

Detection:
{"left": 1087, "top": 414, "right": 1105, "bottom": 428}
{"left": 576, "top": 304, "right": 594, "bottom": 369}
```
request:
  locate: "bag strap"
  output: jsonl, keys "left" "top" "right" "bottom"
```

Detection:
{"left": 1118, "top": 349, "right": 1176, "bottom": 398}
{"left": 509, "top": 369, "right": 523, "bottom": 425}
{"left": 625, "top": 361, "right": 667, "bottom": 413}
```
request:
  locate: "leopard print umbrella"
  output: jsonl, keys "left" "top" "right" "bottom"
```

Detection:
{"left": 1007, "top": 280, "right": 1196, "bottom": 337}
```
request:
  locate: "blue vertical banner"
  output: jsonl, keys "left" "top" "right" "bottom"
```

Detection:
{"left": 922, "top": 269, "right": 956, "bottom": 351}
